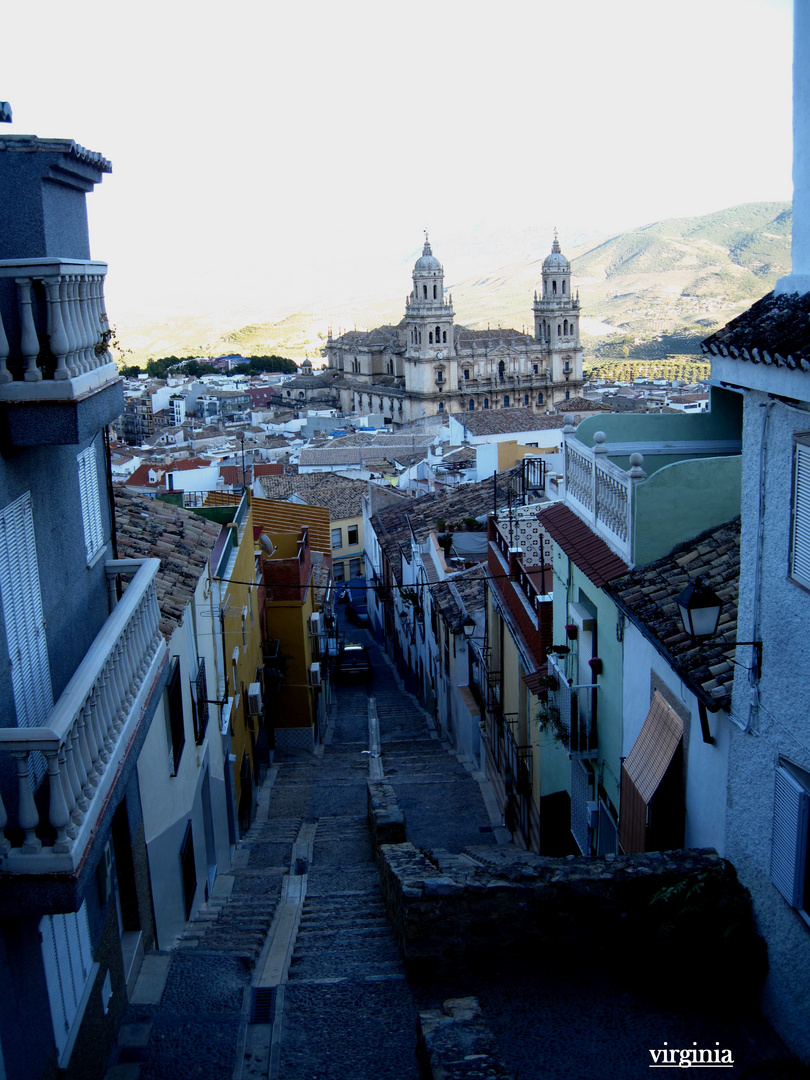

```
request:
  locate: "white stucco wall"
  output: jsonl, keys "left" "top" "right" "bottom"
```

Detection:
{"left": 621, "top": 624, "right": 730, "bottom": 853}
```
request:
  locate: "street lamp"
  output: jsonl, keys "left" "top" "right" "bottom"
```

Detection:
{"left": 675, "top": 575, "right": 762, "bottom": 680}
{"left": 675, "top": 577, "right": 723, "bottom": 639}
{"left": 462, "top": 615, "right": 476, "bottom": 638}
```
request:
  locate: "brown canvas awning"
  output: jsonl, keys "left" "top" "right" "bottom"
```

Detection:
{"left": 619, "top": 691, "right": 683, "bottom": 853}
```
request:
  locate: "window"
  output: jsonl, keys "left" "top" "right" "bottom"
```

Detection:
{"left": 468, "top": 399, "right": 475, "bottom": 410}
{"left": 791, "top": 434, "right": 810, "bottom": 590}
{"left": 771, "top": 760, "right": 810, "bottom": 921}
{"left": 429, "top": 332, "right": 433, "bottom": 344}
{"left": 438, "top": 402, "right": 444, "bottom": 413}
{"left": 436, "top": 369, "right": 443, "bottom": 383}
{"left": 190, "top": 657, "right": 209, "bottom": 745}
{"left": 347, "top": 525, "right": 359, "bottom": 546}
{"left": 533, "top": 364, "right": 538, "bottom": 375}
{"left": 349, "top": 558, "right": 362, "bottom": 578}
{"left": 333, "top": 561, "right": 345, "bottom": 583}
{"left": 77, "top": 445, "right": 104, "bottom": 563}
{"left": 165, "top": 656, "right": 186, "bottom": 775}
{"left": 524, "top": 395, "right": 529, "bottom": 406}
{"left": 331, "top": 527, "right": 342, "bottom": 550}
{"left": 433, "top": 284, "right": 437, "bottom": 299}
{"left": 565, "top": 390, "right": 570, "bottom": 400}
{"left": 503, "top": 396, "right": 510, "bottom": 407}
{"left": 538, "top": 392, "right": 544, "bottom": 405}
{"left": 0, "top": 492, "right": 52, "bottom": 785}
{"left": 483, "top": 398, "right": 489, "bottom": 409}
{"left": 442, "top": 331, "right": 447, "bottom": 343}
{"left": 463, "top": 369, "right": 470, "bottom": 380}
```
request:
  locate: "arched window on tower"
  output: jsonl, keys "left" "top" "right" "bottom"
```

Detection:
{"left": 562, "top": 280, "right": 566, "bottom": 295}
{"left": 429, "top": 332, "right": 433, "bottom": 344}
{"left": 564, "top": 320, "right": 568, "bottom": 335}
{"left": 435, "top": 326, "right": 441, "bottom": 341}
{"left": 552, "top": 280, "right": 557, "bottom": 295}
{"left": 558, "top": 324, "right": 562, "bottom": 336}
{"left": 442, "top": 331, "right": 447, "bottom": 343}
{"left": 433, "top": 284, "right": 437, "bottom": 299}
{"left": 423, "top": 285, "right": 428, "bottom": 299}
{"left": 468, "top": 399, "right": 475, "bottom": 410}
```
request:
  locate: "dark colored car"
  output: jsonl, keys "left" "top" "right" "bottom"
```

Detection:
{"left": 335, "top": 642, "right": 372, "bottom": 682}
{"left": 345, "top": 600, "right": 369, "bottom": 626}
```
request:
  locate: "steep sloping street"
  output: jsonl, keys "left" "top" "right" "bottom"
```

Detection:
{"left": 104, "top": 633, "right": 799, "bottom": 1080}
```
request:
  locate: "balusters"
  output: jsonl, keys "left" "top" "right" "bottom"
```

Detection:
{"left": 14, "top": 753, "right": 41, "bottom": 853}
{"left": 44, "top": 750, "right": 72, "bottom": 854}
{"left": 16, "top": 279, "right": 42, "bottom": 382}
{"left": 0, "top": 306, "right": 11, "bottom": 384}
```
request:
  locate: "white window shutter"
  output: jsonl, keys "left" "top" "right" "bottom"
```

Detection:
{"left": 77, "top": 445, "right": 104, "bottom": 564}
{"left": 792, "top": 440, "right": 810, "bottom": 589}
{"left": 770, "top": 765, "right": 809, "bottom": 908}
{"left": 40, "top": 903, "right": 94, "bottom": 1061}
{"left": 0, "top": 493, "right": 53, "bottom": 785}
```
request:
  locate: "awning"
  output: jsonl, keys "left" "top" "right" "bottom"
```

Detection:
{"left": 619, "top": 691, "right": 683, "bottom": 853}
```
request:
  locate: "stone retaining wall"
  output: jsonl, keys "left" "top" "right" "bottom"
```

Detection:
{"left": 378, "top": 841, "right": 767, "bottom": 1006}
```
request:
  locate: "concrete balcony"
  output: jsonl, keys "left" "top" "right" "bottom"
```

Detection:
{"left": 0, "top": 259, "right": 123, "bottom": 444}
{"left": 0, "top": 559, "right": 166, "bottom": 878}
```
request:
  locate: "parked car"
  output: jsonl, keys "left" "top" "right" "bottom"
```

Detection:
{"left": 335, "top": 641, "right": 372, "bottom": 682}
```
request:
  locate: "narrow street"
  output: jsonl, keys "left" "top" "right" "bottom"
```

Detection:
{"left": 104, "top": 633, "right": 798, "bottom": 1080}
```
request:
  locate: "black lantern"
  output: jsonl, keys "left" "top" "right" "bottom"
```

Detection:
{"left": 675, "top": 576, "right": 723, "bottom": 640}
{"left": 462, "top": 615, "right": 476, "bottom": 639}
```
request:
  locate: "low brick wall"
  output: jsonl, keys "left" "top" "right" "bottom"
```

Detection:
{"left": 379, "top": 842, "right": 767, "bottom": 1005}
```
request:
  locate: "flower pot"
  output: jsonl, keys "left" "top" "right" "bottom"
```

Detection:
{"left": 565, "top": 623, "right": 578, "bottom": 640}
{"left": 588, "top": 657, "right": 603, "bottom": 676}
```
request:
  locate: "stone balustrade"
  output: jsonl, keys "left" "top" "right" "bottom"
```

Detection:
{"left": 563, "top": 427, "right": 646, "bottom": 562}
{"left": 0, "top": 558, "right": 167, "bottom": 873}
{"left": 0, "top": 259, "right": 119, "bottom": 400}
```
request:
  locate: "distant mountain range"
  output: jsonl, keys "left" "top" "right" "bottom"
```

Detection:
{"left": 115, "top": 203, "right": 791, "bottom": 364}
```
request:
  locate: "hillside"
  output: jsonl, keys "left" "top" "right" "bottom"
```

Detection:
{"left": 114, "top": 203, "right": 791, "bottom": 367}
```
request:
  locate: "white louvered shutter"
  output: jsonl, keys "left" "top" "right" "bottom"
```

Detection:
{"left": 77, "top": 445, "right": 104, "bottom": 563}
{"left": 39, "top": 903, "right": 94, "bottom": 1061}
{"left": 771, "top": 765, "right": 809, "bottom": 909}
{"left": 0, "top": 493, "right": 52, "bottom": 785}
{"left": 792, "top": 438, "right": 810, "bottom": 589}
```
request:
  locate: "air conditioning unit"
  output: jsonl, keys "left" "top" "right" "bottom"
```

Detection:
{"left": 247, "top": 682, "right": 262, "bottom": 716}
{"left": 310, "top": 612, "right": 322, "bottom": 634}
{"left": 586, "top": 800, "right": 599, "bottom": 831}
{"left": 308, "top": 662, "right": 321, "bottom": 688}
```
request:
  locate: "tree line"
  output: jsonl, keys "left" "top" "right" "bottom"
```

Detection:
{"left": 118, "top": 354, "right": 298, "bottom": 379}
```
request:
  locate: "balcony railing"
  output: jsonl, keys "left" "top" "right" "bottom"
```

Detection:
{"left": 563, "top": 430, "right": 646, "bottom": 563}
{"left": 0, "top": 558, "right": 167, "bottom": 873}
{"left": 0, "top": 259, "right": 118, "bottom": 400}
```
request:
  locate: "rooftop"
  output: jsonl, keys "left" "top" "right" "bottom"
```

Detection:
{"left": 460, "top": 408, "right": 570, "bottom": 437}
{"left": 702, "top": 290, "right": 810, "bottom": 372}
{"left": 257, "top": 473, "right": 367, "bottom": 520}
{"left": 606, "top": 518, "right": 741, "bottom": 708}
{"left": 539, "top": 502, "right": 630, "bottom": 588}
{"left": 114, "top": 488, "right": 221, "bottom": 640}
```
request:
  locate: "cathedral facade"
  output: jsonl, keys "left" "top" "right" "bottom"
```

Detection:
{"left": 323, "top": 235, "right": 584, "bottom": 424}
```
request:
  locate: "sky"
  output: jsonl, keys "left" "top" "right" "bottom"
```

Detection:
{"left": 3, "top": 0, "right": 795, "bottom": 333}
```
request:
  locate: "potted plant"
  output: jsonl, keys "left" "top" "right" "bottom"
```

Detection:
{"left": 565, "top": 623, "right": 578, "bottom": 640}
{"left": 588, "top": 657, "right": 603, "bottom": 676}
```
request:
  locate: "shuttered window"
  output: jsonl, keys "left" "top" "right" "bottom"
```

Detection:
{"left": 40, "top": 903, "right": 96, "bottom": 1064}
{"left": 0, "top": 492, "right": 52, "bottom": 786}
{"left": 77, "top": 445, "right": 104, "bottom": 564}
{"left": 791, "top": 435, "right": 810, "bottom": 590}
{"left": 770, "top": 763, "right": 810, "bottom": 912}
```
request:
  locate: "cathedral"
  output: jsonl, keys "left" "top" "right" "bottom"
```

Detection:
{"left": 323, "top": 234, "right": 584, "bottom": 424}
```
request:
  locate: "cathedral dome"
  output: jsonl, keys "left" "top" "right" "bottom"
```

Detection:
{"left": 414, "top": 236, "right": 441, "bottom": 272}
{"left": 543, "top": 233, "right": 570, "bottom": 272}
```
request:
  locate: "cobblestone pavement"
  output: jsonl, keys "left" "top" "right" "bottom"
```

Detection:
{"left": 105, "top": 632, "right": 805, "bottom": 1080}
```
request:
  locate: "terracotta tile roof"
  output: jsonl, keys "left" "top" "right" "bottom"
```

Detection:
{"left": 430, "top": 564, "right": 488, "bottom": 632}
{"left": 605, "top": 518, "right": 740, "bottom": 708}
{"left": 371, "top": 473, "right": 511, "bottom": 582}
{"left": 114, "top": 488, "right": 221, "bottom": 641}
{"left": 540, "top": 502, "right": 630, "bottom": 587}
{"left": 257, "top": 473, "right": 367, "bottom": 520}
{"left": 563, "top": 396, "right": 611, "bottom": 412}
{"left": 455, "top": 327, "right": 536, "bottom": 349}
{"left": 461, "top": 408, "right": 570, "bottom": 437}
{"left": 702, "top": 291, "right": 810, "bottom": 372}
